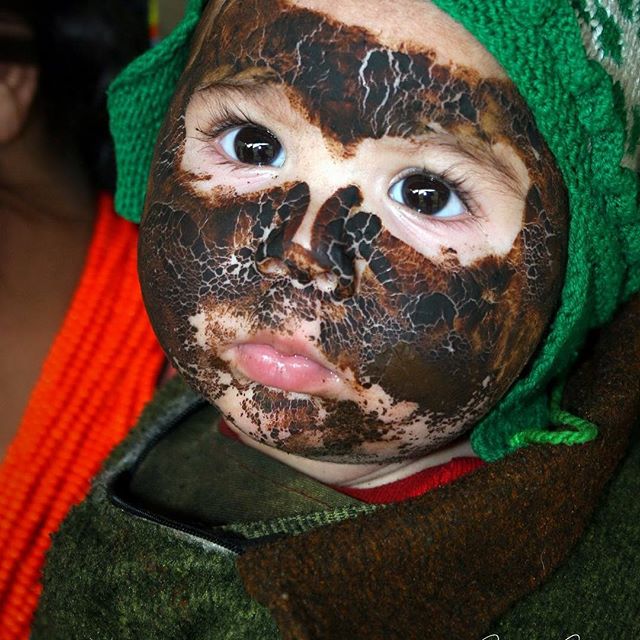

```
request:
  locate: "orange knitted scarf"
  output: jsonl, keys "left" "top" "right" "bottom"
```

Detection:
{"left": 0, "top": 194, "right": 165, "bottom": 639}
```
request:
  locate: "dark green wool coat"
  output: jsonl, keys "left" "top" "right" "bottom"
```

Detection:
{"left": 33, "top": 296, "right": 640, "bottom": 639}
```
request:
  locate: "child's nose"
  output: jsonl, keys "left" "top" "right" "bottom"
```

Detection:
{"left": 256, "top": 185, "right": 363, "bottom": 297}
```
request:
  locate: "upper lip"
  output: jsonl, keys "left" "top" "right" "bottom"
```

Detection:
{"left": 221, "top": 332, "right": 341, "bottom": 377}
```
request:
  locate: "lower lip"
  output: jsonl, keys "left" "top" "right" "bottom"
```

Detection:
{"left": 230, "top": 343, "right": 340, "bottom": 394}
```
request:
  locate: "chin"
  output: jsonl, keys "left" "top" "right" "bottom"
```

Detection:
{"left": 223, "top": 405, "right": 468, "bottom": 465}
{"left": 182, "top": 364, "right": 477, "bottom": 463}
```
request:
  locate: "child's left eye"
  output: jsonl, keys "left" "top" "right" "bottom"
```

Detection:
{"left": 388, "top": 173, "right": 465, "bottom": 218}
{"left": 219, "top": 125, "right": 286, "bottom": 167}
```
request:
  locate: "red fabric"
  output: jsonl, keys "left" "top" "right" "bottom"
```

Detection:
{"left": 0, "top": 195, "right": 165, "bottom": 639}
{"left": 219, "top": 418, "right": 241, "bottom": 441}
{"left": 332, "top": 456, "right": 485, "bottom": 504}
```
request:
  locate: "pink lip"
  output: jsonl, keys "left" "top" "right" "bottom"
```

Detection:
{"left": 222, "top": 334, "right": 342, "bottom": 395}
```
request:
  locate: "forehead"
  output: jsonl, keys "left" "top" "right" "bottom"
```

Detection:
{"left": 287, "top": 0, "right": 506, "bottom": 76}
{"left": 185, "top": 0, "right": 524, "bottom": 152}
{"left": 192, "top": 0, "right": 505, "bottom": 77}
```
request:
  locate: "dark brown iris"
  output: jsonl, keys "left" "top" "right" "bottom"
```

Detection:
{"left": 233, "top": 126, "right": 282, "bottom": 165}
{"left": 400, "top": 174, "right": 451, "bottom": 216}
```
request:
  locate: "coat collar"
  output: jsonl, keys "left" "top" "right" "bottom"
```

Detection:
{"left": 238, "top": 295, "right": 640, "bottom": 640}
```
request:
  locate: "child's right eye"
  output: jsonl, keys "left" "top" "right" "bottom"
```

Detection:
{"left": 219, "top": 125, "right": 286, "bottom": 167}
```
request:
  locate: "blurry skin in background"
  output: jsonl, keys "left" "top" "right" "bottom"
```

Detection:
{"left": 0, "top": 5, "right": 148, "bottom": 457}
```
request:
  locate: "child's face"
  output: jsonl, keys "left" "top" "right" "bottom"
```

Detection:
{"left": 139, "top": 0, "right": 568, "bottom": 463}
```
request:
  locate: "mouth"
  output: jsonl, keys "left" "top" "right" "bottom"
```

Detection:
{"left": 219, "top": 333, "right": 343, "bottom": 396}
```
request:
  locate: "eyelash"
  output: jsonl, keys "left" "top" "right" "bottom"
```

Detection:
{"left": 196, "top": 109, "right": 482, "bottom": 219}
{"left": 424, "top": 166, "right": 480, "bottom": 219}
{"left": 197, "top": 106, "right": 262, "bottom": 142}
{"left": 195, "top": 106, "right": 283, "bottom": 174}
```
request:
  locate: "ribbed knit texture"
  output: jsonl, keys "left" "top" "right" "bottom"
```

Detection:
{"left": 0, "top": 195, "right": 165, "bottom": 640}
{"left": 108, "top": 0, "right": 204, "bottom": 221}
{"left": 106, "top": 0, "right": 639, "bottom": 462}
{"left": 424, "top": 0, "right": 640, "bottom": 461}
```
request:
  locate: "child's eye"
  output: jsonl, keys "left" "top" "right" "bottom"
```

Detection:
{"left": 388, "top": 173, "right": 465, "bottom": 218}
{"left": 219, "top": 125, "right": 286, "bottom": 167}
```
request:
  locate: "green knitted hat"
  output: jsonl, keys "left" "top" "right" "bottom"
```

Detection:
{"left": 108, "top": 0, "right": 640, "bottom": 461}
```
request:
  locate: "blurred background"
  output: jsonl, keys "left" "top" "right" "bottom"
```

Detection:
{"left": 0, "top": 0, "right": 190, "bottom": 451}
{"left": 159, "top": 0, "right": 188, "bottom": 36}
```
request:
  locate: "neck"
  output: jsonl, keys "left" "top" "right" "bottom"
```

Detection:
{"left": 228, "top": 423, "right": 476, "bottom": 486}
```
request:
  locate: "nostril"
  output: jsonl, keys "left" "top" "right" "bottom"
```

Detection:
{"left": 253, "top": 184, "right": 364, "bottom": 294}
{"left": 283, "top": 243, "right": 330, "bottom": 278}
{"left": 314, "top": 271, "right": 339, "bottom": 294}
{"left": 256, "top": 227, "right": 287, "bottom": 278}
{"left": 255, "top": 240, "right": 358, "bottom": 298}
{"left": 256, "top": 256, "right": 289, "bottom": 278}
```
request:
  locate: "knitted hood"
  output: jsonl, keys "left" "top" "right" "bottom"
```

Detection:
{"left": 108, "top": 0, "right": 640, "bottom": 460}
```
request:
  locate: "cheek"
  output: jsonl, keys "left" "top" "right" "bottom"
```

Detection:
{"left": 359, "top": 126, "right": 568, "bottom": 426}
{"left": 357, "top": 194, "right": 563, "bottom": 420}
{"left": 138, "top": 181, "right": 311, "bottom": 368}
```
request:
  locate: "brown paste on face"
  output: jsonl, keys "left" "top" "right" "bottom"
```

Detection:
{"left": 139, "top": 0, "right": 568, "bottom": 461}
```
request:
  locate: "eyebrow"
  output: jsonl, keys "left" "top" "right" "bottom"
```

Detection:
{"left": 427, "top": 137, "right": 526, "bottom": 197}
{"left": 195, "top": 66, "right": 276, "bottom": 94}
{"left": 195, "top": 74, "right": 527, "bottom": 195}
{"left": 194, "top": 70, "right": 299, "bottom": 130}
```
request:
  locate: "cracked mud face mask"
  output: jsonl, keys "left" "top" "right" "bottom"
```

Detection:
{"left": 139, "top": 0, "right": 568, "bottom": 463}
